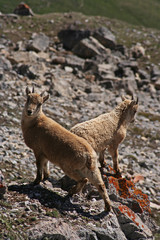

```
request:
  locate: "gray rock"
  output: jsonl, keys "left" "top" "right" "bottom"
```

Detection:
{"left": 92, "top": 213, "right": 127, "bottom": 240}
{"left": 93, "top": 27, "right": 116, "bottom": 50}
{"left": 65, "top": 54, "right": 85, "bottom": 70}
{"left": 0, "top": 56, "right": 12, "bottom": 71}
{"left": 154, "top": 78, "right": 160, "bottom": 90}
{"left": 151, "top": 65, "right": 160, "bottom": 82}
{"left": 73, "top": 36, "right": 109, "bottom": 58}
{"left": 15, "top": 64, "right": 37, "bottom": 79}
{"left": 28, "top": 219, "right": 81, "bottom": 240}
{"left": 77, "top": 227, "right": 98, "bottom": 240}
{"left": 27, "top": 33, "right": 49, "bottom": 52}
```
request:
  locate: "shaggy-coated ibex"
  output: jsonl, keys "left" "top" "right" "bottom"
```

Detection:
{"left": 21, "top": 87, "right": 111, "bottom": 211}
{"left": 71, "top": 96, "right": 139, "bottom": 174}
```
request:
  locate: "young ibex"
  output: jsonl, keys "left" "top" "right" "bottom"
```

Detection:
{"left": 21, "top": 87, "right": 111, "bottom": 211}
{"left": 71, "top": 96, "right": 139, "bottom": 174}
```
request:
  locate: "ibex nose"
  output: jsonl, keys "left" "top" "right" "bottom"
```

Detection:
{"left": 27, "top": 110, "right": 32, "bottom": 116}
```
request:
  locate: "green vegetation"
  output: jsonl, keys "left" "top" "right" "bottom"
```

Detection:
{"left": 1, "top": 0, "right": 160, "bottom": 29}
{"left": 46, "top": 209, "right": 60, "bottom": 218}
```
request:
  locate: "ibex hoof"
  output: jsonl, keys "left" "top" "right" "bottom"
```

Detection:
{"left": 33, "top": 179, "right": 41, "bottom": 185}
{"left": 105, "top": 203, "right": 112, "bottom": 212}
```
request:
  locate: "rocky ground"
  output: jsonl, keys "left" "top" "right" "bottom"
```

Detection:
{"left": 0, "top": 12, "right": 160, "bottom": 239}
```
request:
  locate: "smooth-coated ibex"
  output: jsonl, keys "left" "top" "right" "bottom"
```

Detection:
{"left": 71, "top": 96, "right": 139, "bottom": 174}
{"left": 21, "top": 87, "right": 111, "bottom": 211}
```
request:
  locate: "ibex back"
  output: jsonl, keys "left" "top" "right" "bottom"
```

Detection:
{"left": 21, "top": 87, "right": 111, "bottom": 212}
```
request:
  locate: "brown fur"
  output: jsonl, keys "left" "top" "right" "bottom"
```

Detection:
{"left": 21, "top": 87, "right": 111, "bottom": 211}
{"left": 71, "top": 96, "right": 138, "bottom": 173}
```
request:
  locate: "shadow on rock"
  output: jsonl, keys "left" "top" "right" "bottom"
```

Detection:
{"left": 8, "top": 182, "right": 110, "bottom": 220}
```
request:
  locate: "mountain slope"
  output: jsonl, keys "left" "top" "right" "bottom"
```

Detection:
{"left": 1, "top": 0, "right": 160, "bottom": 29}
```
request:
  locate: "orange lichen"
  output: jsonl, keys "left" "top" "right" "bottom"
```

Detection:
{"left": 106, "top": 166, "right": 151, "bottom": 213}
{"left": 118, "top": 205, "right": 142, "bottom": 227}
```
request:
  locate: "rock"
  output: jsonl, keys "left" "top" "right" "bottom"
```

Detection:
{"left": 65, "top": 54, "right": 85, "bottom": 70}
{"left": 150, "top": 202, "right": 160, "bottom": 210}
{"left": 27, "top": 33, "right": 50, "bottom": 52}
{"left": 132, "top": 174, "right": 144, "bottom": 183}
{"left": 28, "top": 219, "right": 81, "bottom": 240}
{"left": 73, "top": 36, "right": 109, "bottom": 58}
{"left": 15, "top": 64, "right": 37, "bottom": 79}
{"left": 131, "top": 43, "right": 145, "bottom": 58}
{"left": 0, "top": 56, "right": 12, "bottom": 71}
{"left": 58, "top": 29, "right": 91, "bottom": 50}
{"left": 93, "top": 27, "right": 116, "bottom": 50}
{"left": 116, "top": 204, "right": 153, "bottom": 240}
{"left": 8, "top": 51, "right": 39, "bottom": 64}
{"left": 51, "top": 56, "right": 66, "bottom": 65}
{"left": 93, "top": 63, "right": 116, "bottom": 80}
{"left": 13, "top": 2, "right": 34, "bottom": 16}
{"left": 151, "top": 65, "right": 160, "bottom": 82}
{"left": 154, "top": 78, "right": 160, "bottom": 90}
{"left": 92, "top": 213, "right": 127, "bottom": 240}
{"left": 117, "top": 60, "right": 138, "bottom": 74}
{"left": 77, "top": 227, "right": 98, "bottom": 240}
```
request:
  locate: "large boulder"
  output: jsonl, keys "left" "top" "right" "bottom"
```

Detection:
{"left": 58, "top": 29, "right": 91, "bottom": 50}
{"left": 93, "top": 27, "right": 116, "bottom": 50}
{"left": 13, "top": 2, "right": 34, "bottom": 16}
{"left": 73, "top": 36, "right": 109, "bottom": 58}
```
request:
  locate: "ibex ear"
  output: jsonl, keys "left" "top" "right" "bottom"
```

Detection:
{"left": 121, "top": 95, "right": 126, "bottom": 101}
{"left": 26, "top": 87, "right": 31, "bottom": 96}
{"left": 43, "top": 94, "right": 49, "bottom": 103}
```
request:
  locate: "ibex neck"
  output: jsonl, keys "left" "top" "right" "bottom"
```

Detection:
{"left": 21, "top": 111, "right": 44, "bottom": 131}
{"left": 114, "top": 103, "right": 128, "bottom": 129}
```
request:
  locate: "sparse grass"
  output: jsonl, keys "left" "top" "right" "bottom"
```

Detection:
{"left": 46, "top": 209, "right": 60, "bottom": 218}
{"left": 0, "top": 214, "right": 25, "bottom": 240}
{"left": 1, "top": 0, "right": 160, "bottom": 29}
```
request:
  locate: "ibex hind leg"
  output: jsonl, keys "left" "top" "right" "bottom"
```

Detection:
{"left": 68, "top": 178, "right": 88, "bottom": 196}
{"left": 87, "top": 167, "right": 112, "bottom": 212}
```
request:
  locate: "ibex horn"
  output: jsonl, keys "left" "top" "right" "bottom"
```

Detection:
{"left": 26, "top": 87, "right": 31, "bottom": 96}
{"left": 136, "top": 97, "right": 139, "bottom": 104}
{"left": 40, "top": 91, "right": 45, "bottom": 97}
{"left": 32, "top": 86, "right": 35, "bottom": 93}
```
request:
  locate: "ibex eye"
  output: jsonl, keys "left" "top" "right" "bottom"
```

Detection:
{"left": 37, "top": 103, "right": 42, "bottom": 107}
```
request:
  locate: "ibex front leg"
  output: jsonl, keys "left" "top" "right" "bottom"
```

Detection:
{"left": 108, "top": 144, "right": 121, "bottom": 174}
{"left": 34, "top": 154, "right": 47, "bottom": 184}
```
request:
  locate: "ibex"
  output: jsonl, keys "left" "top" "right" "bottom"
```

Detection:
{"left": 21, "top": 87, "right": 111, "bottom": 211}
{"left": 71, "top": 96, "right": 139, "bottom": 174}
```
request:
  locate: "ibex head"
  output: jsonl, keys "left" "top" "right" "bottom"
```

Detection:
{"left": 121, "top": 95, "right": 139, "bottom": 124}
{"left": 24, "top": 87, "right": 49, "bottom": 117}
